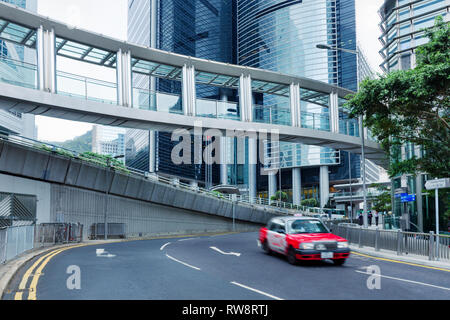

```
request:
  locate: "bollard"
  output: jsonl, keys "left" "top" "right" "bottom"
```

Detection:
{"left": 358, "top": 226, "right": 362, "bottom": 248}
{"left": 397, "top": 229, "right": 402, "bottom": 256}
{"left": 429, "top": 231, "right": 435, "bottom": 261}
{"left": 375, "top": 228, "right": 380, "bottom": 252}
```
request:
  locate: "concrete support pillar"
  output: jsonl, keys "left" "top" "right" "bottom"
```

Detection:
{"left": 239, "top": 74, "right": 253, "bottom": 122}
{"left": 182, "top": 64, "right": 197, "bottom": 116}
{"left": 268, "top": 173, "right": 277, "bottom": 204}
{"left": 330, "top": 90, "right": 339, "bottom": 134}
{"left": 220, "top": 136, "right": 228, "bottom": 185}
{"left": 292, "top": 167, "right": 302, "bottom": 206}
{"left": 36, "top": 26, "right": 56, "bottom": 93}
{"left": 320, "top": 166, "right": 330, "bottom": 208}
{"left": 248, "top": 137, "right": 257, "bottom": 203}
{"left": 149, "top": 130, "right": 156, "bottom": 173}
{"left": 220, "top": 94, "right": 229, "bottom": 185}
{"left": 116, "top": 49, "right": 133, "bottom": 107}
{"left": 290, "top": 82, "right": 301, "bottom": 127}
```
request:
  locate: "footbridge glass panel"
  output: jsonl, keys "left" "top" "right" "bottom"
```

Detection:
{"left": 195, "top": 71, "right": 240, "bottom": 120}
{"left": 252, "top": 80, "right": 290, "bottom": 125}
{"left": 0, "top": 18, "right": 37, "bottom": 89}
{"left": 300, "top": 88, "right": 330, "bottom": 131}
{"left": 131, "top": 58, "right": 183, "bottom": 114}
{"left": 278, "top": 142, "right": 341, "bottom": 168}
{"left": 338, "top": 98, "right": 360, "bottom": 137}
{"left": 55, "top": 37, "right": 118, "bottom": 104}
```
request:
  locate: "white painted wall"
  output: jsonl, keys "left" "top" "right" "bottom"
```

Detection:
{"left": 0, "top": 173, "right": 51, "bottom": 223}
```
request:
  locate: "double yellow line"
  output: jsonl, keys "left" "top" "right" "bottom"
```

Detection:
{"left": 14, "top": 244, "right": 87, "bottom": 300}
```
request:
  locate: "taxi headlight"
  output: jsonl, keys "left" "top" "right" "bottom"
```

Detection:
{"left": 299, "top": 242, "right": 315, "bottom": 250}
{"left": 337, "top": 241, "right": 349, "bottom": 249}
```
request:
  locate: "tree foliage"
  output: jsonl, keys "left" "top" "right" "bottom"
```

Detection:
{"left": 369, "top": 183, "right": 392, "bottom": 213}
{"left": 346, "top": 17, "right": 450, "bottom": 178}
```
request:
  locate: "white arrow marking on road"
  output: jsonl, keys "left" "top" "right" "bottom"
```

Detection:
{"left": 210, "top": 246, "right": 241, "bottom": 257}
{"left": 160, "top": 242, "right": 171, "bottom": 251}
{"left": 96, "top": 248, "right": 116, "bottom": 258}
{"left": 355, "top": 270, "right": 450, "bottom": 291}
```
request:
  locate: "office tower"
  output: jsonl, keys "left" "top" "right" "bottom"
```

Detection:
{"left": 237, "top": 0, "right": 367, "bottom": 206}
{"left": 126, "top": 0, "right": 237, "bottom": 186}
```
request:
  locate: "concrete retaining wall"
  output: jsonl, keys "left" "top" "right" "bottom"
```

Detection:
{"left": 0, "top": 140, "right": 277, "bottom": 238}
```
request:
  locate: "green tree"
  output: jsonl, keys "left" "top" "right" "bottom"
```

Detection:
{"left": 301, "top": 198, "right": 319, "bottom": 208}
{"left": 370, "top": 183, "right": 392, "bottom": 213}
{"left": 346, "top": 17, "right": 450, "bottom": 178}
{"left": 270, "top": 191, "right": 288, "bottom": 202}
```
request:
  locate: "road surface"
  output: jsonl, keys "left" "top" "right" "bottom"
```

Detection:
{"left": 4, "top": 232, "right": 450, "bottom": 300}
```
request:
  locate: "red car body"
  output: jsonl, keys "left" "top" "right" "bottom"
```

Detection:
{"left": 258, "top": 216, "right": 350, "bottom": 265}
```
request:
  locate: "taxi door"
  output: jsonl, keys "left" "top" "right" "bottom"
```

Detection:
{"left": 267, "top": 223, "right": 287, "bottom": 253}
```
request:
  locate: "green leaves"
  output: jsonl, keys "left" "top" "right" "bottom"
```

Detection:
{"left": 346, "top": 17, "right": 450, "bottom": 178}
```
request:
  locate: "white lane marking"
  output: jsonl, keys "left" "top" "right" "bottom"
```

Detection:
{"left": 355, "top": 270, "right": 450, "bottom": 291}
{"left": 178, "top": 238, "right": 197, "bottom": 242}
{"left": 160, "top": 242, "right": 171, "bottom": 251}
{"left": 230, "top": 281, "right": 284, "bottom": 300}
{"left": 96, "top": 249, "right": 116, "bottom": 258}
{"left": 166, "top": 254, "right": 201, "bottom": 271}
{"left": 210, "top": 246, "right": 241, "bottom": 257}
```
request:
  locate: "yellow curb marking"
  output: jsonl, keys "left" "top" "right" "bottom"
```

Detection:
{"left": 351, "top": 251, "right": 450, "bottom": 273}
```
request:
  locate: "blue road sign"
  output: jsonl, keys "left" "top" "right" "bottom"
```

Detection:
{"left": 401, "top": 194, "right": 416, "bottom": 203}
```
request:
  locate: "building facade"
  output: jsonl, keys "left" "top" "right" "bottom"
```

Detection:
{"left": 126, "top": 0, "right": 237, "bottom": 186}
{"left": 237, "top": 0, "right": 371, "bottom": 207}
{"left": 0, "top": 0, "right": 36, "bottom": 139}
{"left": 125, "top": 0, "right": 380, "bottom": 206}
{"left": 379, "top": 0, "right": 449, "bottom": 231}
{"left": 92, "top": 125, "right": 126, "bottom": 162}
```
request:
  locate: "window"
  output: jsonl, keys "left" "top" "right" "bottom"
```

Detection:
{"left": 401, "top": 54, "right": 411, "bottom": 70}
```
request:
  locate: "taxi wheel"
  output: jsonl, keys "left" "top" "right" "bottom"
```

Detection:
{"left": 333, "top": 259, "right": 346, "bottom": 266}
{"left": 287, "top": 247, "right": 298, "bottom": 265}
{"left": 262, "top": 240, "right": 271, "bottom": 255}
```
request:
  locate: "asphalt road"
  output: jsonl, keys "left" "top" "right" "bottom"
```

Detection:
{"left": 4, "top": 232, "right": 450, "bottom": 300}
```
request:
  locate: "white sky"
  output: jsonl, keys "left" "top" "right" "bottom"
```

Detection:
{"left": 35, "top": 0, "right": 385, "bottom": 142}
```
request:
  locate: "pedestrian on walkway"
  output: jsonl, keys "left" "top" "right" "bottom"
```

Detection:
{"left": 374, "top": 211, "right": 379, "bottom": 227}
{"left": 358, "top": 212, "right": 363, "bottom": 226}
{"left": 368, "top": 211, "right": 373, "bottom": 226}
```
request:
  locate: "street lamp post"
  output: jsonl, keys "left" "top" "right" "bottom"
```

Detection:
{"left": 104, "top": 154, "right": 125, "bottom": 240}
{"left": 316, "top": 44, "right": 368, "bottom": 228}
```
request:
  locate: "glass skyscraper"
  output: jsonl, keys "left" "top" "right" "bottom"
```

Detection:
{"left": 126, "top": 0, "right": 378, "bottom": 204}
{"left": 237, "top": 0, "right": 362, "bottom": 203}
{"left": 126, "top": 0, "right": 237, "bottom": 184}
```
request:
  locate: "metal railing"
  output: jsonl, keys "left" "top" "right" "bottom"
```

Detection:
{"left": 0, "top": 225, "right": 34, "bottom": 264}
{"left": 0, "top": 56, "right": 38, "bottom": 89}
{"left": 333, "top": 223, "right": 450, "bottom": 262}
{"left": 196, "top": 97, "right": 240, "bottom": 120}
{"left": 0, "top": 130, "right": 340, "bottom": 217}
{"left": 34, "top": 223, "right": 83, "bottom": 247}
{"left": 56, "top": 70, "right": 117, "bottom": 105}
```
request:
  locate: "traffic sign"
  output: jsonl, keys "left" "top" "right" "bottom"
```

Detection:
{"left": 401, "top": 194, "right": 416, "bottom": 203}
{"left": 425, "top": 178, "right": 450, "bottom": 190}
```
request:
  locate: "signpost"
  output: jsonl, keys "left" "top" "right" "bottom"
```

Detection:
{"left": 425, "top": 178, "right": 450, "bottom": 260}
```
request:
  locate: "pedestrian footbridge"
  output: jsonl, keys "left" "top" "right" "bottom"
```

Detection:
{"left": 0, "top": 2, "right": 386, "bottom": 166}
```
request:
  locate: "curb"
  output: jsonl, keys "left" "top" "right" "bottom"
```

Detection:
{"left": 350, "top": 246, "right": 450, "bottom": 271}
{"left": 0, "top": 243, "right": 84, "bottom": 300}
{"left": 0, "top": 231, "right": 243, "bottom": 299}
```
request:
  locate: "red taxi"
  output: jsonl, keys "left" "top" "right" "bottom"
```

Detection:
{"left": 258, "top": 216, "right": 350, "bottom": 265}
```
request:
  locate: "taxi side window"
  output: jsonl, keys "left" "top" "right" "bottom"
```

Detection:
{"left": 268, "top": 221, "right": 278, "bottom": 231}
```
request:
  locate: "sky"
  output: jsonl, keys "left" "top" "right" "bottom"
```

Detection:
{"left": 35, "top": 0, "right": 385, "bottom": 142}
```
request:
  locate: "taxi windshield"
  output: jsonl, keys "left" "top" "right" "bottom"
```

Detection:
{"left": 288, "top": 219, "right": 329, "bottom": 234}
